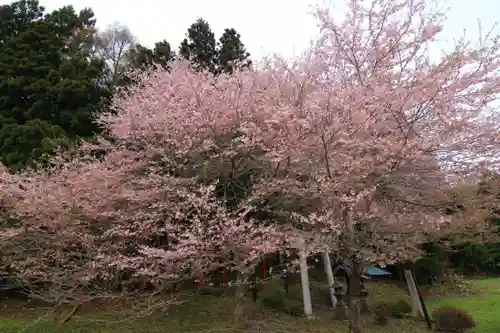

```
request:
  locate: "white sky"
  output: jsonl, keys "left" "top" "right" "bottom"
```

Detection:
{"left": 2, "top": 0, "right": 499, "bottom": 59}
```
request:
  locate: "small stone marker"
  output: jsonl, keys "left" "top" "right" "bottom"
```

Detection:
{"left": 404, "top": 269, "right": 424, "bottom": 318}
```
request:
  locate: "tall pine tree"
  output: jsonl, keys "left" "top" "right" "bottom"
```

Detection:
{"left": 0, "top": 0, "right": 111, "bottom": 171}
{"left": 129, "top": 39, "right": 175, "bottom": 70}
{"left": 179, "top": 18, "right": 217, "bottom": 74}
{"left": 179, "top": 18, "right": 251, "bottom": 75}
{"left": 217, "top": 28, "right": 251, "bottom": 75}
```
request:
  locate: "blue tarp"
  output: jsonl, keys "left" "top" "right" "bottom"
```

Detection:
{"left": 363, "top": 266, "right": 392, "bottom": 276}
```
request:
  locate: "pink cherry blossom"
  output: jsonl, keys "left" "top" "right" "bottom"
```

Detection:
{"left": 0, "top": 2, "right": 499, "bottom": 328}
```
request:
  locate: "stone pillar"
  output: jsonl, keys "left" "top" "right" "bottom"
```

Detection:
{"left": 321, "top": 251, "right": 337, "bottom": 309}
{"left": 298, "top": 248, "right": 313, "bottom": 317}
{"left": 360, "top": 284, "right": 370, "bottom": 314}
{"left": 333, "top": 285, "right": 349, "bottom": 319}
{"left": 404, "top": 269, "right": 424, "bottom": 318}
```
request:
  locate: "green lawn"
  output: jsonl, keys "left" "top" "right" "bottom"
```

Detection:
{"left": 426, "top": 278, "right": 500, "bottom": 333}
{"left": 1, "top": 278, "right": 499, "bottom": 333}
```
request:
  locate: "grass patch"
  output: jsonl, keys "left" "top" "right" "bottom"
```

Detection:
{"left": 426, "top": 278, "right": 500, "bottom": 333}
{"left": 1, "top": 278, "right": 498, "bottom": 333}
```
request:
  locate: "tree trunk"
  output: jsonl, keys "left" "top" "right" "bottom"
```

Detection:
{"left": 233, "top": 271, "right": 249, "bottom": 322}
{"left": 343, "top": 207, "right": 364, "bottom": 333}
{"left": 250, "top": 274, "right": 258, "bottom": 302}
{"left": 282, "top": 272, "right": 289, "bottom": 294}
{"left": 347, "top": 259, "right": 363, "bottom": 333}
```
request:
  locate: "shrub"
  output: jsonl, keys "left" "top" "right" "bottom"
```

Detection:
{"left": 441, "top": 272, "right": 473, "bottom": 295}
{"left": 261, "top": 295, "right": 304, "bottom": 316}
{"left": 200, "top": 286, "right": 226, "bottom": 297}
{"left": 432, "top": 306, "right": 476, "bottom": 333}
{"left": 389, "top": 299, "right": 412, "bottom": 318}
{"left": 458, "top": 243, "right": 490, "bottom": 274}
{"left": 372, "top": 302, "right": 390, "bottom": 325}
{"left": 261, "top": 295, "right": 286, "bottom": 311}
{"left": 415, "top": 255, "right": 444, "bottom": 285}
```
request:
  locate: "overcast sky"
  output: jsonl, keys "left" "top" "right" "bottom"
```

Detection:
{"left": 3, "top": 0, "right": 499, "bottom": 60}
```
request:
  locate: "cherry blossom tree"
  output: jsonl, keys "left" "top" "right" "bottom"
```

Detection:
{"left": 1, "top": 0, "right": 500, "bottom": 331}
{"left": 0, "top": 109, "right": 289, "bottom": 312}
{"left": 242, "top": 0, "right": 500, "bottom": 330}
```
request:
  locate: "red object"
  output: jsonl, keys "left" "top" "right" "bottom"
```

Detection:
{"left": 223, "top": 267, "right": 228, "bottom": 288}
{"left": 263, "top": 260, "right": 267, "bottom": 288}
{"left": 197, "top": 274, "right": 204, "bottom": 289}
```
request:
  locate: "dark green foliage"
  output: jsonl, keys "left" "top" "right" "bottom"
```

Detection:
{"left": 153, "top": 40, "right": 176, "bottom": 68}
{"left": 260, "top": 295, "right": 302, "bottom": 316}
{"left": 372, "top": 302, "right": 390, "bottom": 325}
{"left": 0, "top": 119, "right": 71, "bottom": 171}
{"left": 432, "top": 306, "right": 476, "bottom": 332}
{"left": 449, "top": 242, "right": 500, "bottom": 275}
{"left": 458, "top": 243, "right": 490, "bottom": 273}
{"left": 174, "top": 130, "right": 267, "bottom": 211}
{"left": 214, "top": 167, "right": 257, "bottom": 209}
{"left": 0, "top": 0, "right": 111, "bottom": 170}
{"left": 438, "top": 173, "right": 500, "bottom": 275}
{"left": 260, "top": 295, "right": 286, "bottom": 311}
{"left": 448, "top": 173, "right": 500, "bottom": 274}
{"left": 179, "top": 18, "right": 251, "bottom": 76}
{"left": 414, "top": 254, "right": 444, "bottom": 285}
{"left": 407, "top": 240, "right": 500, "bottom": 278}
{"left": 129, "top": 40, "right": 175, "bottom": 71}
{"left": 128, "top": 19, "right": 252, "bottom": 77}
{"left": 388, "top": 299, "right": 412, "bottom": 318}
{"left": 411, "top": 182, "right": 500, "bottom": 277}
{"left": 179, "top": 18, "right": 218, "bottom": 74}
{"left": 217, "top": 28, "right": 251, "bottom": 75}
{"left": 200, "top": 287, "right": 226, "bottom": 297}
